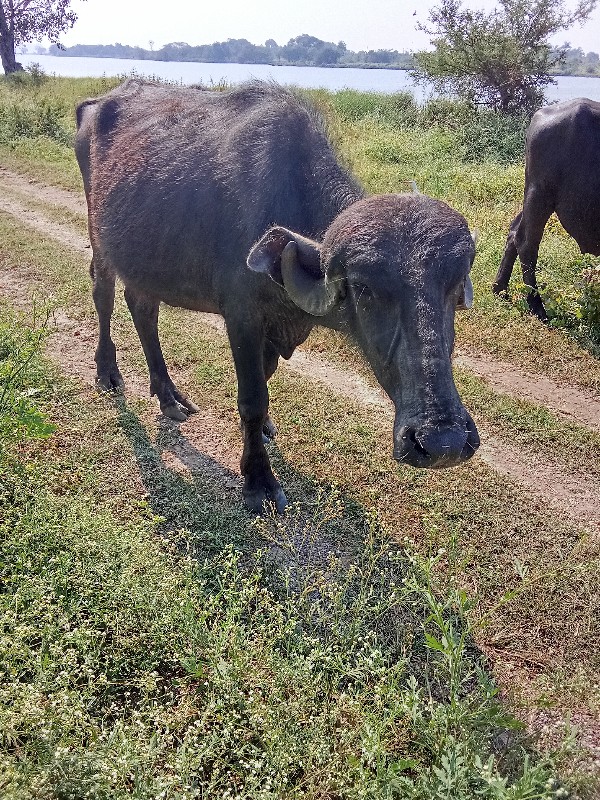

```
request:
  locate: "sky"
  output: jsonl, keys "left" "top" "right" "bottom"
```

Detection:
{"left": 58, "top": 0, "right": 600, "bottom": 53}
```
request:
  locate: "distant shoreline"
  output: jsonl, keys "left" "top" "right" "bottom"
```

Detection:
{"left": 21, "top": 53, "right": 600, "bottom": 79}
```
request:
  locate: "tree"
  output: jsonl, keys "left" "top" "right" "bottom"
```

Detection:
{"left": 413, "top": 0, "right": 598, "bottom": 113}
{"left": 0, "top": 0, "right": 82, "bottom": 74}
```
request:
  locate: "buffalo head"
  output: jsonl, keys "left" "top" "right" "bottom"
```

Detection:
{"left": 248, "top": 193, "right": 479, "bottom": 469}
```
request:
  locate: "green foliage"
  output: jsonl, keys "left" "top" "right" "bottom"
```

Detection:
{"left": 0, "top": 98, "right": 71, "bottom": 145}
{"left": 0, "top": 308, "right": 55, "bottom": 443}
{"left": 327, "top": 90, "right": 527, "bottom": 166}
{"left": 331, "top": 88, "right": 418, "bottom": 125}
{"left": 517, "top": 262, "right": 600, "bottom": 350}
{"left": 578, "top": 265, "right": 600, "bottom": 328}
{"left": 0, "top": 451, "right": 564, "bottom": 797}
{"left": 413, "top": 0, "right": 598, "bottom": 113}
{"left": 5, "top": 62, "right": 49, "bottom": 87}
{"left": 458, "top": 110, "right": 528, "bottom": 164}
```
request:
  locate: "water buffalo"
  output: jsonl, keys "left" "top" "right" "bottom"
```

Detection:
{"left": 75, "top": 79, "right": 479, "bottom": 513}
{"left": 494, "top": 97, "right": 600, "bottom": 320}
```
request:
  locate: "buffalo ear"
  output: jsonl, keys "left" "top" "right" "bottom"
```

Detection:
{"left": 457, "top": 275, "right": 474, "bottom": 310}
{"left": 247, "top": 227, "right": 338, "bottom": 317}
{"left": 247, "top": 226, "right": 321, "bottom": 286}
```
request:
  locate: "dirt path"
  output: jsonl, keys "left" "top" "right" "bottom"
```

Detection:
{"left": 0, "top": 166, "right": 87, "bottom": 216}
{"left": 455, "top": 352, "right": 600, "bottom": 434}
{"left": 1, "top": 169, "right": 600, "bottom": 531}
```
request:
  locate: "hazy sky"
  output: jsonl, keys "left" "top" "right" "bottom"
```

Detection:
{"left": 59, "top": 0, "right": 600, "bottom": 53}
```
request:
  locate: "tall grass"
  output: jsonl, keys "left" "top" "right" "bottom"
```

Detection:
{"left": 0, "top": 306, "right": 55, "bottom": 443}
{"left": 313, "top": 88, "right": 529, "bottom": 165}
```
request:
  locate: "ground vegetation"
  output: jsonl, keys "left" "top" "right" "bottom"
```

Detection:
{"left": 0, "top": 74, "right": 599, "bottom": 797}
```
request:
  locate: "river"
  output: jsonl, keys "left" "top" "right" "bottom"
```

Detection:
{"left": 19, "top": 53, "right": 600, "bottom": 103}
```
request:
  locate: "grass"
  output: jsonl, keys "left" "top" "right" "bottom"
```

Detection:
{"left": 1, "top": 305, "right": 566, "bottom": 798}
{"left": 1, "top": 215, "right": 599, "bottom": 795}
{"left": 1, "top": 75, "right": 599, "bottom": 796}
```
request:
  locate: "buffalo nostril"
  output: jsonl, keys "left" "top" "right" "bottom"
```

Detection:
{"left": 402, "top": 427, "right": 428, "bottom": 457}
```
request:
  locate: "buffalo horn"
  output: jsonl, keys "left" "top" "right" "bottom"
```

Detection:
{"left": 458, "top": 275, "right": 474, "bottom": 309}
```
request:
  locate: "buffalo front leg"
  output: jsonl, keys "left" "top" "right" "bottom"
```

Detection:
{"left": 228, "top": 323, "right": 287, "bottom": 514}
{"left": 262, "top": 340, "right": 280, "bottom": 440}
{"left": 91, "top": 256, "right": 124, "bottom": 391}
{"left": 124, "top": 287, "right": 199, "bottom": 421}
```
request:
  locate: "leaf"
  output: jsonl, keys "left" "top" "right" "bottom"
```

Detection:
{"left": 424, "top": 632, "right": 445, "bottom": 652}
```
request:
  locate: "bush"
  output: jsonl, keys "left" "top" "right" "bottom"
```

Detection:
{"left": 0, "top": 99, "right": 72, "bottom": 146}
{"left": 533, "top": 264, "right": 600, "bottom": 350}
{"left": 459, "top": 111, "right": 528, "bottom": 164}
{"left": 4, "top": 62, "right": 49, "bottom": 89}
{"left": 578, "top": 265, "right": 600, "bottom": 328}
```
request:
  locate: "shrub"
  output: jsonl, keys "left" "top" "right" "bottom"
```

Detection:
{"left": 578, "top": 265, "right": 600, "bottom": 328}
{"left": 459, "top": 111, "right": 528, "bottom": 164}
{"left": 0, "top": 99, "right": 72, "bottom": 146}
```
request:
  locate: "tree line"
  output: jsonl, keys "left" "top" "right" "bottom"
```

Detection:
{"left": 38, "top": 34, "right": 600, "bottom": 77}
{"left": 42, "top": 35, "right": 414, "bottom": 69}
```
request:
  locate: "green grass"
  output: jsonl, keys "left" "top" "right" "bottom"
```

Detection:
{"left": 1, "top": 305, "right": 566, "bottom": 798}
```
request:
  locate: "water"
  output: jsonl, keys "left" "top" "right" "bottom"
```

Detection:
{"left": 19, "top": 53, "right": 600, "bottom": 103}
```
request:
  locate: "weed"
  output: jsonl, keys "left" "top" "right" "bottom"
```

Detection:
{"left": 0, "top": 305, "right": 55, "bottom": 443}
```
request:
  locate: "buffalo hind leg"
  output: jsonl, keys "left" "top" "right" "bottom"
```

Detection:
{"left": 228, "top": 322, "right": 286, "bottom": 514}
{"left": 91, "top": 255, "right": 124, "bottom": 391}
{"left": 493, "top": 211, "right": 521, "bottom": 298}
{"left": 124, "top": 287, "right": 199, "bottom": 421}
{"left": 516, "top": 191, "right": 553, "bottom": 321}
{"left": 496, "top": 190, "right": 553, "bottom": 321}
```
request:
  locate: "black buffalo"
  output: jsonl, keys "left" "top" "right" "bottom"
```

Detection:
{"left": 75, "top": 79, "right": 479, "bottom": 513}
{"left": 494, "top": 97, "right": 600, "bottom": 320}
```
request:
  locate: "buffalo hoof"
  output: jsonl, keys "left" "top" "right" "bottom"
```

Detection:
{"left": 263, "top": 415, "right": 278, "bottom": 441}
{"left": 161, "top": 401, "right": 190, "bottom": 421}
{"left": 243, "top": 483, "right": 288, "bottom": 515}
{"left": 526, "top": 293, "right": 549, "bottom": 323}
{"left": 96, "top": 367, "right": 124, "bottom": 392}
{"left": 160, "top": 391, "right": 200, "bottom": 421}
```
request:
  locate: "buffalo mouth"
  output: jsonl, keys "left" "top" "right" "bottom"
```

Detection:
{"left": 393, "top": 416, "right": 480, "bottom": 469}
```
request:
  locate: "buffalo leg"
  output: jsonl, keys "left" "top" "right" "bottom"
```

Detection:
{"left": 515, "top": 191, "right": 553, "bottom": 321}
{"left": 124, "top": 287, "right": 199, "bottom": 421}
{"left": 262, "top": 340, "right": 280, "bottom": 440}
{"left": 496, "top": 191, "right": 553, "bottom": 321}
{"left": 91, "top": 255, "right": 124, "bottom": 391}
{"left": 227, "top": 323, "right": 286, "bottom": 514}
{"left": 493, "top": 211, "right": 522, "bottom": 297}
